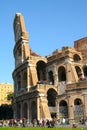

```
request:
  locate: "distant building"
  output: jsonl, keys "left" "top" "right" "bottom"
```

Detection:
{"left": 0, "top": 83, "right": 14, "bottom": 105}
{"left": 13, "top": 13, "right": 87, "bottom": 123}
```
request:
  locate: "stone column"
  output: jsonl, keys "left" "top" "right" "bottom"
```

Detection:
{"left": 13, "top": 102, "right": 17, "bottom": 119}
{"left": 29, "top": 64, "right": 38, "bottom": 86}
{"left": 21, "top": 102, "right": 23, "bottom": 118}
{"left": 66, "top": 62, "right": 72, "bottom": 83}
{"left": 27, "top": 63, "right": 38, "bottom": 86}
{"left": 84, "top": 96, "right": 87, "bottom": 118}
{"left": 53, "top": 64, "right": 58, "bottom": 85}
{"left": 65, "top": 58, "right": 78, "bottom": 83}
{"left": 37, "top": 97, "right": 40, "bottom": 120}
{"left": 27, "top": 67, "right": 30, "bottom": 91}
{"left": 56, "top": 100, "right": 59, "bottom": 119}
{"left": 68, "top": 97, "right": 74, "bottom": 120}
{"left": 27, "top": 100, "right": 30, "bottom": 122}
{"left": 82, "top": 93, "right": 87, "bottom": 118}
{"left": 21, "top": 72, "right": 23, "bottom": 89}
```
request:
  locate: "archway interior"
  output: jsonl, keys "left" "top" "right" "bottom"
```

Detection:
{"left": 73, "top": 54, "right": 81, "bottom": 62}
{"left": 31, "top": 101, "right": 37, "bottom": 121}
{"left": 47, "top": 88, "right": 58, "bottom": 118}
{"left": 17, "top": 104, "right": 21, "bottom": 119}
{"left": 74, "top": 98, "right": 84, "bottom": 119}
{"left": 23, "top": 103, "right": 28, "bottom": 119}
{"left": 59, "top": 100, "right": 68, "bottom": 118}
{"left": 58, "top": 66, "right": 66, "bottom": 82}
{"left": 36, "top": 61, "right": 46, "bottom": 82}
{"left": 75, "top": 66, "right": 81, "bottom": 78}
{"left": 83, "top": 65, "right": 87, "bottom": 77}
{"left": 48, "top": 71, "right": 54, "bottom": 85}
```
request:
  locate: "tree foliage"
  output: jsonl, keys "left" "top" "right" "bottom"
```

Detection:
{"left": 0, "top": 104, "right": 13, "bottom": 120}
{"left": 7, "top": 92, "right": 14, "bottom": 100}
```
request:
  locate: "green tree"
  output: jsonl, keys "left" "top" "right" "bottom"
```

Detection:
{"left": 7, "top": 92, "right": 14, "bottom": 103}
{"left": 0, "top": 104, "right": 13, "bottom": 119}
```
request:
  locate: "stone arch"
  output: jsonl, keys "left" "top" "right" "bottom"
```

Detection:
{"left": 73, "top": 54, "right": 81, "bottom": 62}
{"left": 74, "top": 98, "right": 82, "bottom": 105}
{"left": 47, "top": 88, "right": 58, "bottom": 118}
{"left": 48, "top": 71, "right": 54, "bottom": 85}
{"left": 74, "top": 98, "right": 84, "bottom": 119}
{"left": 17, "top": 104, "right": 21, "bottom": 119}
{"left": 75, "top": 66, "right": 82, "bottom": 78}
{"left": 22, "top": 71, "right": 27, "bottom": 88}
{"left": 31, "top": 101, "right": 37, "bottom": 121}
{"left": 15, "top": 46, "right": 21, "bottom": 58}
{"left": 36, "top": 60, "right": 46, "bottom": 82}
{"left": 47, "top": 88, "right": 58, "bottom": 106}
{"left": 15, "top": 45, "right": 22, "bottom": 66}
{"left": 58, "top": 66, "right": 66, "bottom": 82}
{"left": 17, "top": 74, "right": 21, "bottom": 91}
{"left": 17, "top": 46, "right": 21, "bottom": 56}
{"left": 83, "top": 65, "right": 87, "bottom": 77}
{"left": 59, "top": 100, "right": 68, "bottom": 118}
{"left": 23, "top": 102, "right": 28, "bottom": 119}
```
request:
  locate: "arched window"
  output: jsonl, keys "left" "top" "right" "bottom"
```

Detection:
{"left": 23, "top": 72, "right": 27, "bottom": 88}
{"left": 74, "top": 98, "right": 84, "bottom": 119}
{"left": 17, "top": 104, "right": 21, "bottom": 119}
{"left": 83, "top": 65, "right": 87, "bottom": 77}
{"left": 36, "top": 60, "right": 46, "bottom": 81}
{"left": 73, "top": 54, "right": 81, "bottom": 62}
{"left": 74, "top": 98, "right": 82, "bottom": 105}
{"left": 47, "top": 88, "right": 57, "bottom": 106}
{"left": 47, "top": 88, "right": 58, "bottom": 118}
{"left": 59, "top": 100, "right": 68, "bottom": 118}
{"left": 58, "top": 66, "right": 66, "bottom": 82}
{"left": 31, "top": 101, "right": 37, "bottom": 121}
{"left": 23, "top": 103, "right": 28, "bottom": 119}
{"left": 17, "top": 46, "right": 21, "bottom": 56}
{"left": 17, "top": 75, "right": 21, "bottom": 91}
{"left": 48, "top": 71, "right": 54, "bottom": 85}
{"left": 75, "top": 66, "right": 81, "bottom": 77}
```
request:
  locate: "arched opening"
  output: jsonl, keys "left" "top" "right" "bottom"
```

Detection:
{"left": 15, "top": 46, "right": 22, "bottom": 66}
{"left": 83, "top": 65, "right": 87, "bottom": 77}
{"left": 73, "top": 54, "right": 81, "bottom": 62}
{"left": 47, "top": 88, "right": 58, "bottom": 118}
{"left": 74, "top": 98, "right": 84, "bottom": 120}
{"left": 48, "top": 71, "right": 54, "bottom": 85}
{"left": 23, "top": 72, "right": 27, "bottom": 88}
{"left": 36, "top": 61, "right": 46, "bottom": 82}
{"left": 17, "top": 104, "right": 21, "bottom": 119}
{"left": 17, "top": 46, "right": 21, "bottom": 56}
{"left": 17, "top": 75, "right": 21, "bottom": 91}
{"left": 58, "top": 66, "right": 66, "bottom": 82}
{"left": 75, "top": 66, "right": 82, "bottom": 79}
{"left": 59, "top": 100, "right": 68, "bottom": 118}
{"left": 31, "top": 101, "right": 37, "bottom": 121}
{"left": 74, "top": 98, "right": 82, "bottom": 105}
{"left": 23, "top": 103, "right": 28, "bottom": 119}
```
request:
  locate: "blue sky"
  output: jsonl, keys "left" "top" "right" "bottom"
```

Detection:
{"left": 0, "top": 0, "right": 87, "bottom": 84}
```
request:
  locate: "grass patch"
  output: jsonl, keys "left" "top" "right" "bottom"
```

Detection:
{"left": 0, "top": 128, "right": 87, "bottom": 130}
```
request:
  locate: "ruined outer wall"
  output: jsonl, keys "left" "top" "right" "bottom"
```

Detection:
{"left": 74, "top": 37, "right": 87, "bottom": 63}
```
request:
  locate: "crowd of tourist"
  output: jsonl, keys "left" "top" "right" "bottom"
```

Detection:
{"left": 0, "top": 117, "right": 87, "bottom": 128}
{"left": 0, "top": 118, "right": 58, "bottom": 127}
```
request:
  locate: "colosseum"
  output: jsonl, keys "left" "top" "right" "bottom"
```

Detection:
{"left": 13, "top": 13, "right": 87, "bottom": 123}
